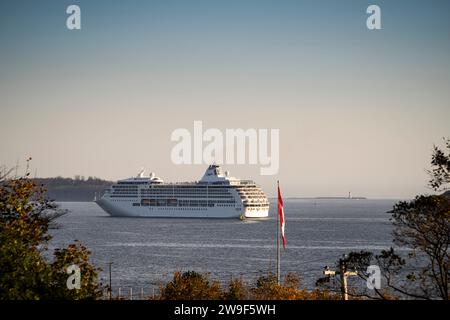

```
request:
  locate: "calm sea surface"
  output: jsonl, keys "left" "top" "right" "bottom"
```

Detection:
{"left": 49, "top": 199, "right": 401, "bottom": 294}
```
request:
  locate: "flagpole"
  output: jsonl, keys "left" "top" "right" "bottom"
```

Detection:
{"left": 277, "top": 180, "right": 280, "bottom": 285}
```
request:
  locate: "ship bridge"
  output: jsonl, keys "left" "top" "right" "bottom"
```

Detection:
{"left": 199, "top": 164, "right": 238, "bottom": 183}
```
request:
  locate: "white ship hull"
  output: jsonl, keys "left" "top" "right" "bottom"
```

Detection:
{"left": 96, "top": 198, "right": 268, "bottom": 219}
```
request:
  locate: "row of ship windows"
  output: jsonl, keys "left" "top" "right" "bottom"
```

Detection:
{"left": 110, "top": 195, "right": 138, "bottom": 197}
{"left": 244, "top": 204, "right": 270, "bottom": 208}
{"left": 141, "top": 188, "right": 230, "bottom": 190}
{"left": 113, "top": 186, "right": 248, "bottom": 191}
{"left": 242, "top": 195, "right": 266, "bottom": 198}
{"left": 133, "top": 203, "right": 236, "bottom": 208}
{"left": 137, "top": 206, "right": 210, "bottom": 211}
{"left": 140, "top": 195, "right": 234, "bottom": 199}
{"left": 112, "top": 189, "right": 263, "bottom": 194}
{"left": 241, "top": 193, "right": 266, "bottom": 195}
{"left": 112, "top": 186, "right": 138, "bottom": 189}
{"left": 139, "top": 191, "right": 231, "bottom": 194}
{"left": 148, "top": 185, "right": 234, "bottom": 188}
{"left": 238, "top": 191, "right": 266, "bottom": 194}
{"left": 112, "top": 189, "right": 230, "bottom": 191}
{"left": 139, "top": 199, "right": 236, "bottom": 206}
{"left": 242, "top": 196, "right": 266, "bottom": 199}
{"left": 110, "top": 195, "right": 266, "bottom": 201}
{"left": 109, "top": 199, "right": 238, "bottom": 208}
{"left": 116, "top": 182, "right": 256, "bottom": 186}
{"left": 111, "top": 194, "right": 234, "bottom": 199}
{"left": 110, "top": 192, "right": 136, "bottom": 194}
{"left": 109, "top": 187, "right": 263, "bottom": 192}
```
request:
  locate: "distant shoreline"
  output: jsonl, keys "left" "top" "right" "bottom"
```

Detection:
{"left": 36, "top": 177, "right": 371, "bottom": 202}
{"left": 34, "top": 177, "right": 113, "bottom": 202}
{"left": 54, "top": 197, "right": 369, "bottom": 203}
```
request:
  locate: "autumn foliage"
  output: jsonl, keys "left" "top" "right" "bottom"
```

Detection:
{"left": 0, "top": 162, "right": 103, "bottom": 300}
{"left": 157, "top": 271, "right": 339, "bottom": 300}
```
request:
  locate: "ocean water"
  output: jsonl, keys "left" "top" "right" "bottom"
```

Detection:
{"left": 49, "top": 199, "right": 400, "bottom": 296}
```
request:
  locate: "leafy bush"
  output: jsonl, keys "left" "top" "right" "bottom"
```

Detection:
{"left": 0, "top": 162, "right": 103, "bottom": 300}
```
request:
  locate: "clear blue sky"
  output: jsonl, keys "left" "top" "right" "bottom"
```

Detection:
{"left": 1, "top": 0, "right": 450, "bottom": 197}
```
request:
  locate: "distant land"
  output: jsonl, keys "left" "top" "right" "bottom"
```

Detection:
{"left": 34, "top": 177, "right": 370, "bottom": 202}
{"left": 31, "top": 176, "right": 450, "bottom": 202}
{"left": 34, "top": 176, "right": 114, "bottom": 202}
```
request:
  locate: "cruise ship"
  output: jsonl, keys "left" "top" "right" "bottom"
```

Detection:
{"left": 95, "top": 165, "right": 270, "bottom": 219}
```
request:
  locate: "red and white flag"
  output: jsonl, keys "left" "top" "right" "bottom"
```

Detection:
{"left": 278, "top": 182, "right": 286, "bottom": 249}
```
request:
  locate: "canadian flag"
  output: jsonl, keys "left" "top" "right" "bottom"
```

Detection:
{"left": 278, "top": 182, "right": 286, "bottom": 249}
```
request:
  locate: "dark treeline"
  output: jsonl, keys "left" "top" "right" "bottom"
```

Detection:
{"left": 33, "top": 176, "right": 114, "bottom": 202}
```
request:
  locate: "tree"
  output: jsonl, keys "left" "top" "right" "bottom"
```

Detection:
{"left": 0, "top": 160, "right": 103, "bottom": 300}
{"left": 156, "top": 270, "right": 338, "bottom": 300}
{"left": 159, "top": 271, "right": 222, "bottom": 300}
{"left": 388, "top": 195, "right": 449, "bottom": 299}
{"left": 49, "top": 241, "right": 103, "bottom": 299}
{"left": 428, "top": 138, "right": 450, "bottom": 191}
{"left": 316, "top": 140, "right": 450, "bottom": 300}
{"left": 251, "top": 272, "right": 323, "bottom": 300}
{"left": 224, "top": 277, "right": 249, "bottom": 300}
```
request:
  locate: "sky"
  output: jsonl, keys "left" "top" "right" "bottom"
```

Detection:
{"left": 1, "top": 0, "right": 449, "bottom": 198}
